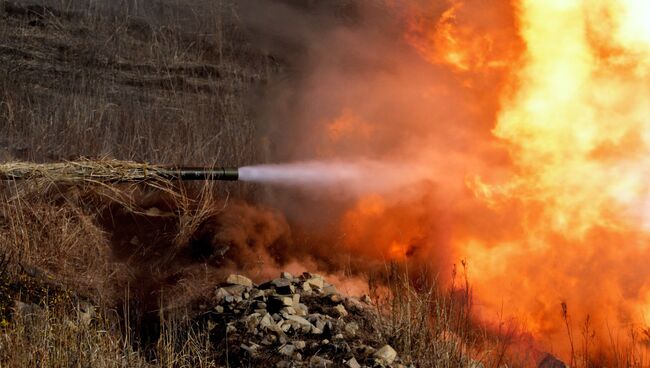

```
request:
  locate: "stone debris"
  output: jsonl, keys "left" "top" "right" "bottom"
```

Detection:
{"left": 374, "top": 345, "right": 398, "bottom": 365}
{"left": 226, "top": 274, "right": 253, "bottom": 288}
{"left": 346, "top": 357, "right": 362, "bottom": 368}
{"left": 201, "top": 272, "right": 406, "bottom": 367}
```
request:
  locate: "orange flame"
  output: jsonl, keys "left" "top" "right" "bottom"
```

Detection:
{"left": 324, "top": 0, "right": 650, "bottom": 362}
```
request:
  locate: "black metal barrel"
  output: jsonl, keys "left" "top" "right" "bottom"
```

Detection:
{"left": 157, "top": 167, "right": 239, "bottom": 181}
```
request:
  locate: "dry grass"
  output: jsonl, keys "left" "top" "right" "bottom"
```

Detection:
{"left": 0, "top": 159, "right": 170, "bottom": 182}
{"left": 370, "top": 263, "right": 528, "bottom": 368}
{"left": 0, "top": 0, "right": 270, "bottom": 169}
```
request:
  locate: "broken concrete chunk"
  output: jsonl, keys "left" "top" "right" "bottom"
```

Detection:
{"left": 271, "top": 295, "right": 294, "bottom": 307}
{"left": 301, "top": 282, "right": 312, "bottom": 293}
{"left": 333, "top": 304, "right": 348, "bottom": 317}
{"left": 345, "top": 357, "right": 361, "bottom": 368}
{"left": 295, "top": 303, "right": 308, "bottom": 317}
{"left": 223, "top": 284, "right": 247, "bottom": 296}
{"left": 305, "top": 277, "right": 324, "bottom": 289}
{"left": 226, "top": 274, "right": 253, "bottom": 287}
{"left": 215, "top": 288, "right": 231, "bottom": 302}
{"left": 259, "top": 313, "right": 273, "bottom": 330}
{"left": 280, "top": 306, "right": 296, "bottom": 315}
{"left": 284, "top": 314, "right": 312, "bottom": 327}
{"left": 271, "top": 278, "right": 296, "bottom": 294}
{"left": 374, "top": 345, "right": 397, "bottom": 364}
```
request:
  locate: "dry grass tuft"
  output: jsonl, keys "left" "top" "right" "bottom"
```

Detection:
{"left": 0, "top": 159, "right": 170, "bottom": 183}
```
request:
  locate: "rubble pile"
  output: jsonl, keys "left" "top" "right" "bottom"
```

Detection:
{"left": 201, "top": 272, "right": 408, "bottom": 367}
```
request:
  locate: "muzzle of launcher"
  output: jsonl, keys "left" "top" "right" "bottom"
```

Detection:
{"left": 158, "top": 167, "right": 239, "bottom": 181}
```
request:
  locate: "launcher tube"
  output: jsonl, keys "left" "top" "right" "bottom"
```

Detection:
{"left": 158, "top": 167, "right": 239, "bottom": 181}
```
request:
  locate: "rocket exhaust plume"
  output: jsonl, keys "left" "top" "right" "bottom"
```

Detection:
{"left": 239, "top": 160, "right": 431, "bottom": 195}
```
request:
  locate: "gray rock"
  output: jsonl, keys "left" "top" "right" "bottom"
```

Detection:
{"left": 245, "top": 313, "right": 261, "bottom": 332}
{"left": 374, "top": 345, "right": 397, "bottom": 365}
{"left": 215, "top": 287, "right": 231, "bottom": 302}
{"left": 345, "top": 357, "right": 361, "bottom": 368}
{"left": 305, "top": 277, "right": 324, "bottom": 289}
{"left": 226, "top": 274, "right": 253, "bottom": 287}
{"left": 271, "top": 278, "right": 296, "bottom": 294}
{"left": 322, "top": 285, "right": 338, "bottom": 296}
{"left": 259, "top": 313, "right": 273, "bottom": 330}
{"left": 295, "top": 303, "right": 308, "bottom": 317}
{"left": 309, "top": 356, "right": 333, "bottom": 367}
{"left": 281, "top": 306, "right": 296, "bottom": 315}
{"left": 250, "top": 289, "right": 265, "bottom": 300}
{"left": 280, "top": 322, "right": 291, "bottom": 332}
{"left": 279, "top": 343, "right": 296, "bottom": 356}
{"left": 267, "top": 295, "right": 293, "bottom": 311}
{"left": 284, "top": 314, "right": 313, "bottom": 327}
{"left": 301, "top": 282, "right": 313, "bottom": 293}
{"left": 260, "top": 334, "right": 277, "bottom": 345}
{"left": 344, "top": 322, "right": 359, "bottom": 337}
{"left": 294, "top": 340, "right": 306, "bottom": 349}
{"left": 223, "top": 284, "right": 247, "bottom": 297}
{"left": 333, "top": 304, "right": 348, "bottom": 318}
{"left": 241, "top": 343, "right": 260, "bottom": 356}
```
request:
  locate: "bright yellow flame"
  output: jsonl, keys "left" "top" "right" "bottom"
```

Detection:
{"left": 466, "top": 0, "right": 650, "bottom": 355}
{"left": 485, "top": 0, "right": 650, "bottom": 235}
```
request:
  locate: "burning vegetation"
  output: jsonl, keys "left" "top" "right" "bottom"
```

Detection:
{"left": 2, "top": 0, "right": 650, "bottom": 367}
